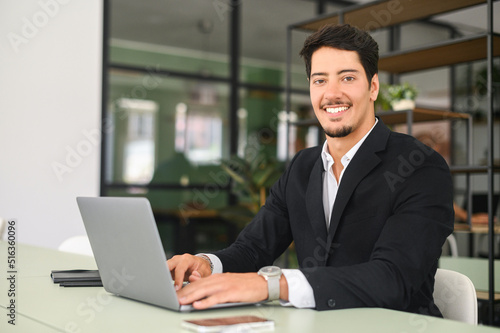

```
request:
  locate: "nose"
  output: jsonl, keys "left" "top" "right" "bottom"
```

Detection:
{"left": 323, "top": 81, "right": 343, "bottom": 101}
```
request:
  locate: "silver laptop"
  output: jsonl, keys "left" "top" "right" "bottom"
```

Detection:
{"left": 76, "top": 196, "right": 257, "bottom": 312}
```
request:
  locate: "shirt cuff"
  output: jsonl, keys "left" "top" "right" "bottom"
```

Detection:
{"left": 281, "top": 269, "right": 316, "bottom": 308}
{"left": 197, "top": 253, "right": 223, "bottom": 274}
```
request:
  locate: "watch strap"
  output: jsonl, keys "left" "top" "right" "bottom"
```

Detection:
{"left": 259, "top": 266, "right": 282, "bottom": 301}
{"left": 267, "top": 275, "right": 280, "bottom": 300}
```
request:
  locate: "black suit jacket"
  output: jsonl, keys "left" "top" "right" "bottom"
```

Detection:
{"left": 215, "top": 119, "right": 454, "bottom": 315}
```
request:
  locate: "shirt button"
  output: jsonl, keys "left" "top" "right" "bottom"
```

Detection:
{"left": 327, "top": 299, "right": 336, "bottom": 308}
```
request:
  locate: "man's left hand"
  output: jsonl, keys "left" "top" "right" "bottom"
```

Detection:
{"left": 177, "top": 272, "right": 268, "bottom": 309}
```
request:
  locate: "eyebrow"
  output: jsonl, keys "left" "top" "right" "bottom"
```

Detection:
{"left": 310, "top": 72, "right": 327, "bottom": 77}
{"left": 310, "top": 69, "right": 360, "bottom": 77}
{"left": 338, "top": 69, "right": 360, "bottom": 75}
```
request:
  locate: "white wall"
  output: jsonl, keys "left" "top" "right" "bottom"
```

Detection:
{"left": 0, "top": 0, "right": 102, "bottom": 249}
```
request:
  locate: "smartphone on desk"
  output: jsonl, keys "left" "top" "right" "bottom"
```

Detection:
{"left": 182, "top": 315, "right": 274, "bottom": 332}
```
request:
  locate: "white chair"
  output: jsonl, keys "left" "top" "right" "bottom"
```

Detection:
{"left": 58, "top": 235, "right": 94, "bottom": 256}
{"left": 445, "top": 234, "right": 459, "bottom": 257}
{"left": 433, "top": 268, "right": 478, "bottom": 325}
{"left": 0, "top": 217, "right": 6, "bottom": 240}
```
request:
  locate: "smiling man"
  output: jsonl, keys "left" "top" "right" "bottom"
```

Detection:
{"left": 168, "top": 24, "right": 454, "bottom": 316}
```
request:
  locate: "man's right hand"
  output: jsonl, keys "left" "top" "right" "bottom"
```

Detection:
{"left": 167, "top": 254, "right": 212, "bottom": 290}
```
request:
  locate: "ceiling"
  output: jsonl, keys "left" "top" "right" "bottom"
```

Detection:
{"left": 109, "top": 0, "right": 500, "bottom": 66}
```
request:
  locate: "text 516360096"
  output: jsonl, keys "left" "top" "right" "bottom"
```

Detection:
{"left": 6, "top": 219, "right": 17, "bottom": 326}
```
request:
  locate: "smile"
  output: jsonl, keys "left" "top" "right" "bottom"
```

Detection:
{"left": 325, "top": 106, "right": 349, "bottom": 114}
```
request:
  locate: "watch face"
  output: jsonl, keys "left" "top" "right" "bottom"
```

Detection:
{"left": 260, "top": 266, "right": 281, "bottom": 277}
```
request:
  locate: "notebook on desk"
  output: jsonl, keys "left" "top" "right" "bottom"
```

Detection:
{"left": 76, "top": 196, "right": 258, "bottom": 312}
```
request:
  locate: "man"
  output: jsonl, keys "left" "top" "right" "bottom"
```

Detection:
{"left": 168, "top": 24, "right": 454, "bottom": 315}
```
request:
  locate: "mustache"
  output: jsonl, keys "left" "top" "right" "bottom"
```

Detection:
{"left": 320, "top": 100, "right": 352, "bottom": 109}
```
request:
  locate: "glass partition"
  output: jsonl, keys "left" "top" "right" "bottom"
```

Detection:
{"left": 105, "top": 69, "right": 230, "bottom": 212}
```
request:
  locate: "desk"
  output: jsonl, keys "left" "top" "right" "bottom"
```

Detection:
{"left": 1, "top": 244, "right": 498, "bottom": 333}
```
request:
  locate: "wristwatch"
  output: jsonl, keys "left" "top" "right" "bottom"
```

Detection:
{"left": 258, "top": 266, "right": 282, "bottom": 301}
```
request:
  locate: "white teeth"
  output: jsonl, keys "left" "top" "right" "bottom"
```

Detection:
{"left": 326, "top": 106, "right": 349, "bottom": 114}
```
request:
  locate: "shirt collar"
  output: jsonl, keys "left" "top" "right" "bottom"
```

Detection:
{"left": 321, "top": 118, "right": 378, "bottom": 171}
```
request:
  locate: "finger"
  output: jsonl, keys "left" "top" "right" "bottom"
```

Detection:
{"left": 178, "top": 276, "right": 223, "bottom": 304}
{"left": 189, "top": 288, "right": 246, "bottom": 310}
{"left": 171, "top": 254, "right": 196, "bottom": 289}
{"left": 166, "top": 258, "right": 178, "bottom": 279}
{"left": 189, "top": 271, "right": 202, "bottom": 282}
{"left": 167, "top": 255, "right": 186, "bottom": 287}
{"left": 174, "top": 261, "right": 189, "bottom": 290}
{"left": 167, "top": 254, "right": 184, "bottom": 272}
{"left": 192, "top": 294, "right": 228, "bottom": 310}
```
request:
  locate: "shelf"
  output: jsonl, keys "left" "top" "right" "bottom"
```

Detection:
{"left": 376, "top": 107, "right": 469, "bottom": 125}
{"left": 450, "top": 165, "right": 500, "bottom": 174}
{"left": 455, "top": 223, "right": 500, "bottom": 233}
{"left": 475, "top": 291, "right": 500, "bottom": 301}
{"left": 379, "top": 34, "right": 500, "bottom": 74}
{"left": 293, "top": 0, "right": 485, "bottom": 31}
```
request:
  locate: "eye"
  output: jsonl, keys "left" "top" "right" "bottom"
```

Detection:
{"left": 312, "top": 78, "right": 325, "bottom": 85}
{"left": 343, "top": 76, "right": 355, "bottom": 82}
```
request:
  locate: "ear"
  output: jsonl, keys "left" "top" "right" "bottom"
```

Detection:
{"left": 369, "top": 73, "right": 379, "bottom": 102}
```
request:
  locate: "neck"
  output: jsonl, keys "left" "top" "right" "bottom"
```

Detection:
{"left": 326, "top": 136, "right": 351, "bottom": 163}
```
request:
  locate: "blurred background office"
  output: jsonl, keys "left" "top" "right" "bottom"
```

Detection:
{"left": 1, "top": 1, "right": 499, "bottom": 257}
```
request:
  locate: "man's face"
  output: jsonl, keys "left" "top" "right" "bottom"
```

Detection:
{"left": 309, "top": 47, "right": 379, "bottom": 140}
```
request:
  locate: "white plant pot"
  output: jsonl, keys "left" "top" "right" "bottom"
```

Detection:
{"left": 391, "top": 99, "right": 415, "bottom": 111}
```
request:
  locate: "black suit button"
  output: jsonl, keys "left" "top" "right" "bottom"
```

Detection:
{"left": 327, "top": 299, "right": 336, "bottom": 308}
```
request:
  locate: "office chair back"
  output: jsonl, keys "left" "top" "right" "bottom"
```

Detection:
{"left": 433, "top": 268, "right": 477, "bottom": 325}
{"left": 58, "top": 235, "right": 94, "bottom": 256}
{"left": 0, "top": 217, "right": 6, "bottom": 240}
{"left": 445, "top": 234, "right": 458, "bottom": 257}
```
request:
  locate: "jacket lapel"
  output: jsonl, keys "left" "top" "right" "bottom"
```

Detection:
{"left": 305, "top": 156, "right": 328, "bottom": 249}
{"left": 325, "top": 120, "right": 391, "bottom": 252}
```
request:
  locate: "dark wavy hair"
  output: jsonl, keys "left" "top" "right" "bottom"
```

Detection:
{"left": 299, "top": 24, "right": 379, "bottom": 86}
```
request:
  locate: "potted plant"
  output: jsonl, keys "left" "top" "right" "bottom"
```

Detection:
{"left": 378, "top": 82, "right": 418, "bottom": 111}
{"left": 218, "top": 152, "right": 299, "bottom": 268}
{"left": 217, "top": 152, "right": 284, "bottom": 229}
{"left": 474, "top": 64, "right": 500, "bottom": 119}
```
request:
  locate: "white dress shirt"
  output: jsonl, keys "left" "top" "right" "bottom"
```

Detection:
{"left": 204, "top": 118, "right": 378, "bottom": 308}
